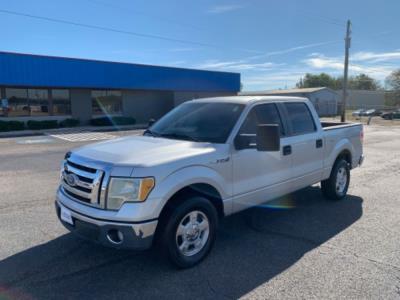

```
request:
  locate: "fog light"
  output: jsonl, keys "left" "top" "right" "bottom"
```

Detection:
{"left": 107, "top": 229, "right": 124, "bottom": 244}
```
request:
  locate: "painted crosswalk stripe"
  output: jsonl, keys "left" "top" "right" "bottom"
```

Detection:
{"left": 46, "top": 129, "right": 116, "bottom": 142}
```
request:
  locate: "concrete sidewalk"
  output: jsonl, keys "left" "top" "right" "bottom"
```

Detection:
{"left": 0, "top": 123, "right": 147, "bottom": 139}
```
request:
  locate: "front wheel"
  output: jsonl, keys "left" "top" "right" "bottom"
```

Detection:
{"left": 321, "top": 159, "right": 350, "bottom": 200}
{"left": 159, "top": 196, "right": 218, "bottom": 268}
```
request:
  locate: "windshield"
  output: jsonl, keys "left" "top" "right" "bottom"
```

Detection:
{"left": 148, "top": 102, "right": 244, "bottom": 143}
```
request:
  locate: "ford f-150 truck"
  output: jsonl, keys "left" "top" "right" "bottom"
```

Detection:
{"left": 56, "top": 96, "right": 364, "bottom": 268}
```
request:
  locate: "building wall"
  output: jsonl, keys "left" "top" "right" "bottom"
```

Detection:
{"left": 173, "top": 91, "right": 236, "bottom": 106}
{"left": 307, "top": 90, "right": 338, "bottom": 116}
{"left": 70, "top": 89, "right": 92, "bottom": 123}
{"left": 122, "top": 90, "right": 174, "bottom": 124}
{"left": 264, "top": 90, "right": 338, "bottom": 116}
{"left": 338, "top": 89, "right": 386, "bottom": 109}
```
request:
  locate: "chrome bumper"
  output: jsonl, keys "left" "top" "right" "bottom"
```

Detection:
{"left": 55, "top": 200, "right": 158, "bottom": 250}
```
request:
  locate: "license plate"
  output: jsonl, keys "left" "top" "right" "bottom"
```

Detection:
{"left": 61, "top": 206, "right": 74, "bottom": 225}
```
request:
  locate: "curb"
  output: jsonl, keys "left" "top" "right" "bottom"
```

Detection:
{"left": 0, "top": 124, "right": 147, "bottom": 139}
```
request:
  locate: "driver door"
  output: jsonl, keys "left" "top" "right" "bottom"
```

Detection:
{"left": 232, "top": 103, "right": 293, "bottom": 213}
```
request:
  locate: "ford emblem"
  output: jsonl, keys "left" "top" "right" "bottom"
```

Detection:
{"left": 66, "top": 173, "right": 79, "bottom": 187}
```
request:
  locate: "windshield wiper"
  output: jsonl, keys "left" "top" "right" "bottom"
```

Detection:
{"left": 159, "top": 133, "right": 200, "bottom": 142}
{"left": 143, "top": 129, "right": 160, "bottom": 137}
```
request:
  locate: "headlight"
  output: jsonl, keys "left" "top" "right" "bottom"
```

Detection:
{"left": 107, "top": 177, "right": 155, "bottom": 210}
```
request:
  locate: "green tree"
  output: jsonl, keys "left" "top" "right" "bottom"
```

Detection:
{"left": 349, "top": 74, "right": 381, "bottom": 90}
{"left": 297, "top": 73, "right": 380, "bottom": 90}
{"left": 385, "top": 69, "right": 400, "bottom": 106}
{"left": 296, "top": 73, "right": 339, "bottom": 89}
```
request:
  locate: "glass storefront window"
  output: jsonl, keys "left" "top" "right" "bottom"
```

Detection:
{"left": 52, "top": 89, "right": 71, "bottom": 115}
{"left": 28, "top": 89, "right": 49, "bottom": 116}
{"left": 5, "top": 88, "right": 29, "bottom": 117}
{"left": 0, "top": 90, "right": 5, "bottom": 117}
{"left": 2, "top": 88, "right": 72, "bottom": 117}
{"left": 92, "top": 90, "right": 122, "bottom": 115}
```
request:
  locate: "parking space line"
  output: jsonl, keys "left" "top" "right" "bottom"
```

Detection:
{"left": 46, "top": 129, "right": 116, "bottom": 142}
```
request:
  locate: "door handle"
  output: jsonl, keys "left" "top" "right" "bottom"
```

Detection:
{"left": 283, "top": 145, "right": 292, "bottom": 156}
{"left": 316, "top": 139, "right": 323, "bottom": 148}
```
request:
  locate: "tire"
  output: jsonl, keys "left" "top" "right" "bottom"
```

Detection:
{"left": 159, "top": 196, "right": 218, "bottom": 268}
{"left": 321, "top": 159, "right": 350, "bottom": 200}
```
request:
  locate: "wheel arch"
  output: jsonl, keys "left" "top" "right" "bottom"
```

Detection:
{"left": 335, "top": 149, "right": 352, "bottom": 166}
{"left": 154, "top": 182, "right": 224, "bottom": 245}
{"left": 158, "top": 183, "right": 224, "bottom": 222}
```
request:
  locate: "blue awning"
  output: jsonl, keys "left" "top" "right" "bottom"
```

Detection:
{"left": 0, "top": 52, "right": 240, "bottom": 92}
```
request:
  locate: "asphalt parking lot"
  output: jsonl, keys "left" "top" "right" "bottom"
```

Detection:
{"left": 0, "top": 125, "right": 400, "bottom": 299}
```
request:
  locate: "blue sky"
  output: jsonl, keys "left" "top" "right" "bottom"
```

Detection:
{"left": 1, "top": 0, "right": 399, "bottom": 90}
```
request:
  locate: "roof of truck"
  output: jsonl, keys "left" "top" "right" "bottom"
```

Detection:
{"left": 192, "top": 95, "right": 308, "bottom": 104}
{"left": 239, "top": 87, "right": 336, "bottom": 95}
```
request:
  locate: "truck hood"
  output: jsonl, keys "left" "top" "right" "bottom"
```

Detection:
{"left": 72, "top": 135, "right": 218, "bottom": 167}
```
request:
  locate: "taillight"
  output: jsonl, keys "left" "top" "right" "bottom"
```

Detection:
{"left": 360, "top": 127, "right": 364, "bottom": 144}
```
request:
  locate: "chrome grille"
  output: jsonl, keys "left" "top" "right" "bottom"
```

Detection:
{"left": 61, "top": 160, "right": 104, "bottom": 207}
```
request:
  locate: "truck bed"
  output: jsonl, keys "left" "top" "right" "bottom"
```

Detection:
{"left": 320, "top": 121, "right": 363, "bottom": 169}
{"left": 321, "top": 121, "right": 361, "bottom": 131}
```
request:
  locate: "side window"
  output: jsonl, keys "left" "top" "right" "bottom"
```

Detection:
{"left": 254, "top": 104, "right": 285, "bottom": 136}
{"left": 237, "top": 103, "right": 284, "bottom": 148}
{"left": 284, "top": 102, "right": 316, "bottom": 135}
{"left": 239, "top": 103, "right": 284, "bottom": 135}
{"left": 238, "top": 109, "right": 258, "bottom": 135}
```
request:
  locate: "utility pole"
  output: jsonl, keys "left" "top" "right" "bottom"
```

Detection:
{"left": 341, "top": 20, "right": 351, "bottom": 122}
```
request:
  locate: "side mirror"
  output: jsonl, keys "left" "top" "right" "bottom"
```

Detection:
{"left": 256, "top": 124, "right": 280, "bottom": 152}
{"left": 148, "top": 118, "right": 156, "bottom": 127}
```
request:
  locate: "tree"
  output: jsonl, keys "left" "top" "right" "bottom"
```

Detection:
{"left": 296, "top": 73, "right": 339, "bottom": 89}
{"left": 296, "top": 73, "right": 380, "bottom": 91}
{"left": 349, "top": 74, "right": 381, "bottom": 90}
{"left": 385, "top": 69, "right": 400, "bottom": 106}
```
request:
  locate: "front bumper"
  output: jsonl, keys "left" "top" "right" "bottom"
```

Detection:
{"left": 55, "top": 200, "right": 157, "bottom": 250}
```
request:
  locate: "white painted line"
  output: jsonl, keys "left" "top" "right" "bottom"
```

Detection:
{"left": 46, "top": 129, "right": 116, "bottom": 142}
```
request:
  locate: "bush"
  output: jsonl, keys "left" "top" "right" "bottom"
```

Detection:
{"left": 59, "top": 118, "right": 80, "bottom": 127}
{"left": 0, "top": 120, "right": 25, "bottom": 132}
{"left": 26, "top": 120, "right": 59, "bottom": 130}
{"left": 90, "top": 116, "right": 136, "bottom": 126}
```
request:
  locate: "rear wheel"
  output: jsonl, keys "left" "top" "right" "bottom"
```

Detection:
{"left": 321, "top": 159, "right": 350, "bottom": 200}
{"left": 159, "top": 196, "right": 218, "bottom": 268}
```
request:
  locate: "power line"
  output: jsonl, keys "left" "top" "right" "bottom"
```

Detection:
{"left": 0, "top": 8, "right": 217, "bottom": 48}
{"left": 83, "top": 0, "right": 205, "bottom": 31}
{"left": 294, "top": 10, "right": 346, "bottom": 28}
{"left": 0, "top": 8, "right": 345, "bottom": 59}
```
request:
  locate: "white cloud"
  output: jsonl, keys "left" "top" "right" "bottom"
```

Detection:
{"left": 242, "top": 68, "right": 313, "bottom": 91}
{"left": 303, "top": 53, "right": 394, "bottom": 80}
{"left": 166, "top": 60, "right": 186, "bottom": 66}
{"left": 246, "top": 41, "right": 341, "bottom": 61}
{"left": 305, "top": 55, "right": 343, "bottom": 70}
{"left": 207, "top": 4, "right": 244, "bottom": 14}
{"left": 352, "top": 51, "right": 400, "bottom": 63}
{"left": 192, "top": 49, "right": 400, "bottom": 91}
{"left": 196, "top": 60, "right": 281, "bottom": 71}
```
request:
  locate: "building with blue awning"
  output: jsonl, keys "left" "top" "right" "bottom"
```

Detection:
{"left": 0, "top": 52, "right": 240, "bottom": 123}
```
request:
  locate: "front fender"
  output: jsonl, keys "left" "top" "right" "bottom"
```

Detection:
{"left": 149, "top": 165, "right": 231, "bottom": 217}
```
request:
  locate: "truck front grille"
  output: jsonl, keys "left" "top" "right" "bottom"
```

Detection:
{"left": 61, "top": 160, "right": 104, "bottom": 207}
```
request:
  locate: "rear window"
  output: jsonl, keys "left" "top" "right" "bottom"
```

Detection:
{"left": 284, "top": 102, "right": 316, "bottom": 135}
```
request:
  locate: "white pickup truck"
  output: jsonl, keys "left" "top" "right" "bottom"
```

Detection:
{"left": 56, "top": 96, "right": 364, "bottom": 268}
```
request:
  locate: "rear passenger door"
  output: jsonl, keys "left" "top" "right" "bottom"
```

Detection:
{"left": 282, "top": 102, "right": 324, "bottom": 190}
